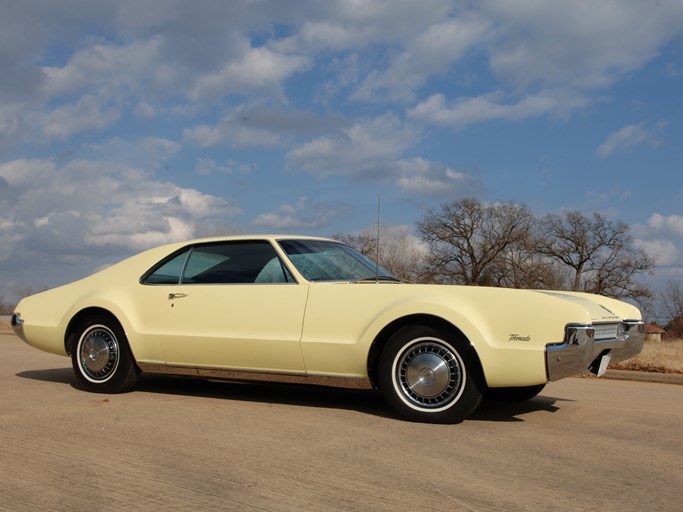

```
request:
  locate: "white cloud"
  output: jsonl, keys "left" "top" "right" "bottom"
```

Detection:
{"left": 286, "top": 113, "right": 419, "bottom": 177}
{"left": 285, "top": 117, "right": 484, "bottom": 198}
{"left": 0, "top": 158, "right": 241, "bottom": 260}
{"left": 595, "top": 121, "right": 667, "bottom": 158}
{"left": 586, "top": 186, "right": 633, "bottom": 205}
{"left": 184, "top": 122, "right": 284, "bottom": 150}
{"left": 195, "top": 158, "right": 255, "bottom": 176}
{"left": 635, "top": 239, "right": 679, "bottom": 267}
{"left": 12, "top": 6, "right": 309, "bottom": 105}
{"left": 647, "top": 213, "right": 683, "bottom": 238}
{"left": 271, "top": 0, "right": 453, "bottom": 53}
{"left": 482, "top": 0, "right": 683, "bottom": 89}
{"left": 32, "top": 94, "right": 120, "bottom": 140}
{"left": 395, "top": 158, "right": 483, "bottom": 198}
{"left": 274, "top": 21, "right": 369, "bottom": 53}
{"left": 352, "top": 15, "right": 491, "bottom": 101}
{"left": 408, "top": 90, "right": 594, "bottom": 128}
{"left": 289, "top": 0, "right": 683, "bottom": 108}
{"left": 42, "top": 38, "right": 162, "bottom": 98}
{"left": 253, "top": 197, "right": 352, "bottom": 230}
{"left": 188, "top": 47, "right": 309, "bottom": 101}
{"left": 1, "top": 0, "right": 680, "bottom": 151}
{"left": 184, "top": 105, "right": 343, "bottom": 149}
{"left": 82, "top": 186, "right": 236, "bottom": 249}
{"left": 0, "top": 103, "right": 26, "bottom": 157}
{"left": 84, "top": 136, "right": 181, "bottom": 169}
{"left": 134, "top": 101, "right": 156, "bottom": 119}
{"left": 0, "top": 105, "right": 20, "bottom": 137}
{"left": 632, "top": 213, "right": 683, "bottom": 285}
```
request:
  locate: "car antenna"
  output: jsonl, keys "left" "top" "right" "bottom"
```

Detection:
{"left": 375, "top": 193, "right": 380, "bottom": 283}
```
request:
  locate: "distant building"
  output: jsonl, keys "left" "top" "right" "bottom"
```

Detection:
{"left": 644, "top": 323, "right": 666, "bottom": 342}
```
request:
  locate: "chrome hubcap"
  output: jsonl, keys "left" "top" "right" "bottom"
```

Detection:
{"left": 79, "top": 326, "right": 119, "bottom": 381}
{"left": 396, "top": 340, "right": 463, "bottom": 408}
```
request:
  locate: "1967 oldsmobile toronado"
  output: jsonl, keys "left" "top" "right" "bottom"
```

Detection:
{"left": 12, "top": 235, "right": 644, "bottom": 423}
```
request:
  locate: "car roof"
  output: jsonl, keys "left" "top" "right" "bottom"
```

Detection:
{"left": 144, "top": 234, "right": 342, "bottom": 257}
{"left": 178, "top": 234, "right": 338, "bottom": 245}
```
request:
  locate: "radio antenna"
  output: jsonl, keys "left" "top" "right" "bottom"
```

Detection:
{"left": 375, "top": 193, "right": 380, "bottom": 282}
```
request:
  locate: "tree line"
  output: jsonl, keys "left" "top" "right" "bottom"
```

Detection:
{"left": 336, "top": 197, "right": 656, "bottom": 306}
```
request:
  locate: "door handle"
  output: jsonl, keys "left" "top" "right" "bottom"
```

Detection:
{"left": 168, "top": 293, "right": 188, "bottom": 300}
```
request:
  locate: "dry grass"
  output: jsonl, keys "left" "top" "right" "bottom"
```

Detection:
{"left": 610, "top": 338, "right": 683, "bottom": 374}
{"left": 2, "top": 318, "right": 681, "bottom": 374}
{"left": 0, "top": 319, "right": 12, "bottom": 334}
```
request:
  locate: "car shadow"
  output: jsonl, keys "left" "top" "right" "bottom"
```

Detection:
{"left": 16, "top": 368, "right": 573, "bottom": 423}
{"left": 16, "top": 367, "right": 74, "bottom": 384}
{"left": 139, "top": 374, "right": 396, "bottom": 419}
{"left": 470, "top": 394, "right": 572, "bottom": 422}
{"left": 15, "top": 368, "right": 395, "bottom": 419}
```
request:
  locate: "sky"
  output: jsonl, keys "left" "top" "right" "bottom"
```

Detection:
{"left": 1, "top": 0, "right": 683, "bottom": 304}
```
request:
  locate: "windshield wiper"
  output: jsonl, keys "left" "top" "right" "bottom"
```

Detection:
{"left": 352, "top": 276, "right": 403, "bottom": 283}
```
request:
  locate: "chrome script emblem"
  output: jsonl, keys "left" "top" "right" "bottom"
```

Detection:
{"left": 509, "top": 334, "right": 531, "bottom": 342}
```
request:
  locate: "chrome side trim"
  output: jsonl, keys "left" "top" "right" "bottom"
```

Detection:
{"left": 136, "top": 362, "right": 374, "bottom": 390}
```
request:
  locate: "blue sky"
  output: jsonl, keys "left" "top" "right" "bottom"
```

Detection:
{"left": 1, "top": 0, "right": 683, "bottom": 302}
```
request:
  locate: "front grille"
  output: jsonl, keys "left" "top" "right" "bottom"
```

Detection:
{"left": 593, "top": 323, "right": 621, "bottom": 341}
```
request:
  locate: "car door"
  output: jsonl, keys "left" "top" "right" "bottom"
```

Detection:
{"left": 157, "top": 240, "right": 308, "bottom": 373}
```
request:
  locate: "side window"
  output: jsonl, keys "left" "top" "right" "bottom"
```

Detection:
{"left": 142, "top": 249, "right": 190, "bottom": 284}
{"left": 254, "top": 257, "right": 296, "bottom": 283}
{"left": 182, "top": 247, "right": 232, "bottom": 283}
{"left": 181, "top": 241, "right": 294, "bottom": 284}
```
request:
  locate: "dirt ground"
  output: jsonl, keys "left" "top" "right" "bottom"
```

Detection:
{"left": 1, "top": 333, "right": 682, "bottom": 512}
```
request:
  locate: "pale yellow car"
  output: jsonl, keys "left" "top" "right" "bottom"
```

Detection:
{"left": 12, "top": 235, "right": 644, "bottom": 423}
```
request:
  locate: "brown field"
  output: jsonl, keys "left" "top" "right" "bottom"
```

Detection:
{"left": 0, "top": 319, "right": 12, "bottom": 334}
{"left": 610, "top": 338, "right": 683, "bottom": 374}
{"left": 3, "top": 318, "right": 681, "bottom": 375}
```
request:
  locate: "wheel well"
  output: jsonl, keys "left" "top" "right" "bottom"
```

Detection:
{"left": 64, "top": 307, "right": 121, "bottom": 356}
{"left": 367, "top": 314, "right": 485, "bottom": 391}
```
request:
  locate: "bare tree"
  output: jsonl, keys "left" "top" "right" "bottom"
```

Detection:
{"left": 0, "top": 287, "right": 41, "bottom": 314}
{"left": 657, "top": 281, "right": 683, "bottom": 337}
{"left": 13, "top": 287, "right": 39, "bottom": 299}
{"left": 0, "top": 296, "right": 12, "bottom": 315}
{"left": 535, "top": 211, "right": 654, "bottom": 301}
{"left": 417, "top": 198, "right": 534, "bottom": 285}
{"left": 334, "top": 230, "right": 376, "bottom": 257}
{"left": 334, "top": 225, "right": 428, "bottom": 282}
{"left": 659, "top": 281, "right": 683, "bottom": 319}
{"left": 489, "top": 234, "right": 567, "bottom": 290}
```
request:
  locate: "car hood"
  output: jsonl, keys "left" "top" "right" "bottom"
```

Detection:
{"left": 535, "top": 291, "right": 623, "bottom": 323}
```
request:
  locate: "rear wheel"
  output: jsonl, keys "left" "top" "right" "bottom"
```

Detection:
{"left": 379, "top": 325, "right": 483, "bottom": 424}
{"left": 71, "top": 315, "right": 139, "bottom": 393}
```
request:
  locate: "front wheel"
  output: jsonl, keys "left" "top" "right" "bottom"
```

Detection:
{"left": 71, "top": 315, "right": 139, "bottom": 393}
{"left": 378, "top": 325, "right": 484, "bottom": 424}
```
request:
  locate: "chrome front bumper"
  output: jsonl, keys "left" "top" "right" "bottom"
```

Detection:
{"left": 545, "top": 321, "right": 644, "bottom": 381}
{"left": 11, "top": 312, "right": 27, "bottom": 342}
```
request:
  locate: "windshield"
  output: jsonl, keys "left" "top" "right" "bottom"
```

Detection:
{"left": 278, "top": 239, "right": 396, "bottom": 282}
